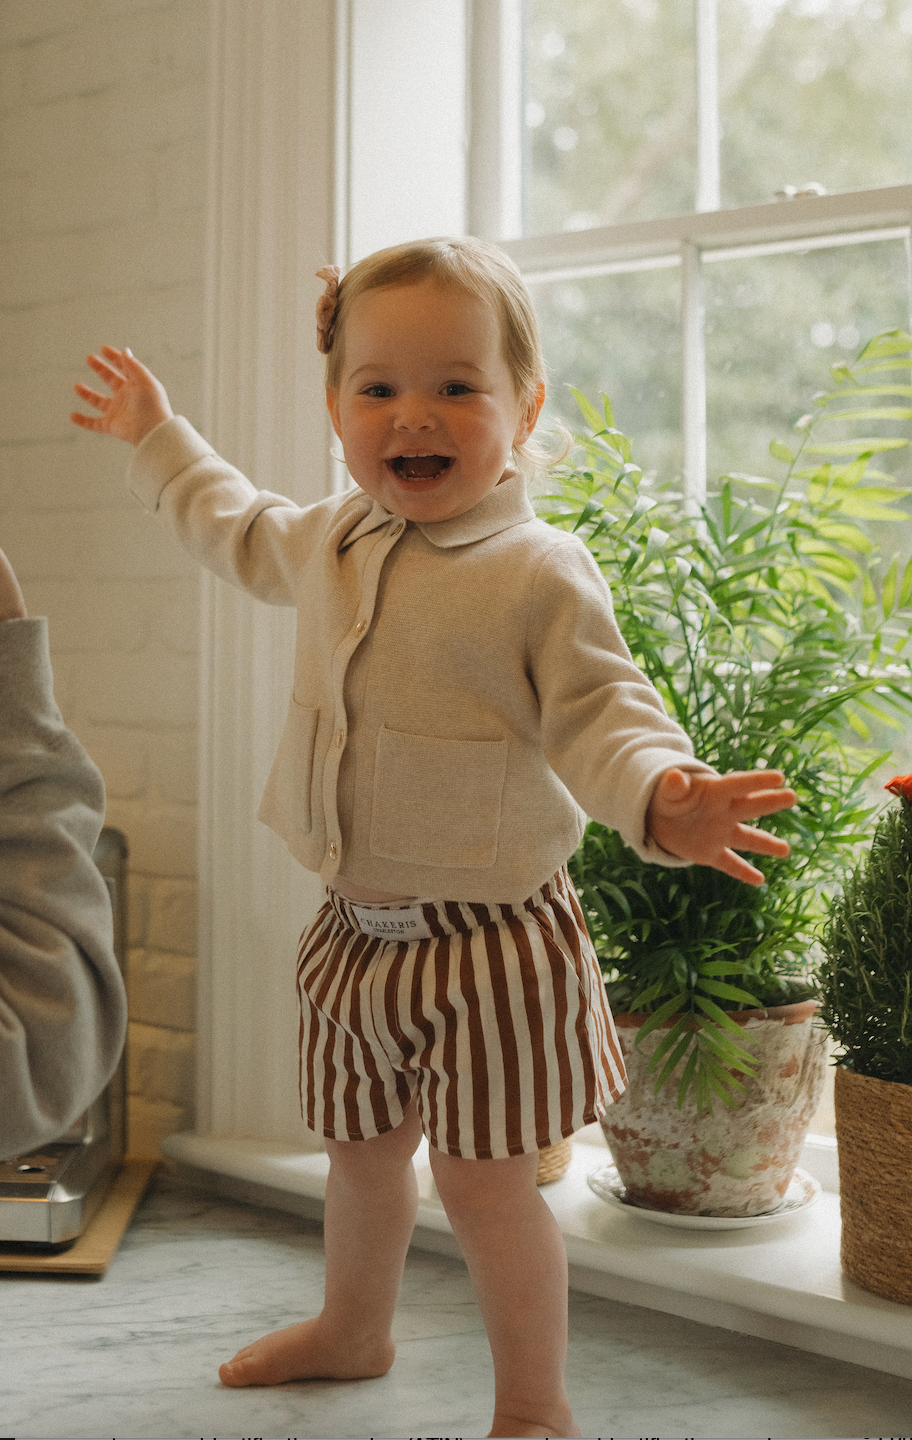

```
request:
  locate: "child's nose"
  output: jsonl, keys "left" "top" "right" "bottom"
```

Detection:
{"left": 393, "top": 393, "right": 436, "bottom": 430}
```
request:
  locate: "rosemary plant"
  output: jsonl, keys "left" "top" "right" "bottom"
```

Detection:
{"left": 539, "top": 330, "right": 912, "bottom": 1112}
{"left": 816, "top": 775, "right": 912, "bottom": 1086}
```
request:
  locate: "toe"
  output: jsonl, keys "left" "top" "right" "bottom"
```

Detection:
{"left": 218, "top": 1352, "right": 254, "bottom": 1388}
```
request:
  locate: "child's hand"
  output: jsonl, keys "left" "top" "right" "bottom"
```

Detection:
{"left": 71, "top": 347, "right": 173, "bottom": 447}
{"left": 646, "top": 768, "right": 796, "bottom": 886}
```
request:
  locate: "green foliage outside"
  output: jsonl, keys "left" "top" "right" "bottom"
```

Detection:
{"left": 523, "top": 0, "right": 912, "bottom": 233}
{"left": 538, "top": 331, "right": 912, "bottom": 1112}
{"left": 817, "top": 787, "right": 912, "bottom": 1086}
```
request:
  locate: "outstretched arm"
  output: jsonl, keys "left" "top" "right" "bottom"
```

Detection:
{"left": 71, "top": 346, "right": 173, "bottom": 447}
{"left": 646, "top": 768, "right": 796, "bottom": 886}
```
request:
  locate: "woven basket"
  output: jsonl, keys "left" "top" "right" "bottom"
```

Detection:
{"left": 535, "top": 1137, "right": 573, "bottom": 1186}
{"left": 835, "top": 1066, "right": 912, "bottom": 1304}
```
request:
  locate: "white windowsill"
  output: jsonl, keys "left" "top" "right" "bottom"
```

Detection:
{"left": 160, "top": 1127, "right": 912, "bottom": 1382}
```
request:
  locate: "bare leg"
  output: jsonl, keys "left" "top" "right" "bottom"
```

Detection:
{"left": 219, "top": 1104, "right": 423, "bottom": 1386}
{"left": 430, "top": 1147, "right": 580, "bottom": 1440}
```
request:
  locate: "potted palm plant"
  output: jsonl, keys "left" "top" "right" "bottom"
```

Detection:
{"left": 815, "top": 772, "right": 912, "bottom": 1302}
{"left": 539, "top": 330, "right": 912, "bottom": 1215}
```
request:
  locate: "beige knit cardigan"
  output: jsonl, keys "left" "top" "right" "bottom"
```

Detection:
{"left": 129, "top": 418, "right": 709, "bottom": 903}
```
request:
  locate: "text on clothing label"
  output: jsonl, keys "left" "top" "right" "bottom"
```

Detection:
{"left": 350, "top": 903, "right": 435, "bottom": 942}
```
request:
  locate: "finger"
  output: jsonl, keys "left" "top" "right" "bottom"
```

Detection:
{"left": 85, "top": 353, "right": 126, "bottom": 388}
{"left": 650, "top": 768, "right": 694, "bottom": 814}
{"left": 715, "top": 770, "right": 787, "bottom": 796}
{"left": 732, "top": 788, "right": 796, "bottom": 820}
{"left": 70, "top": 411, "right": 106, "bottom": 431}
{"left": 73, "top": 382, "right": 111, "bottom": 411}
{"left": 661, "top": 767, "right": 691, "bottom": 796}
{"left": 716, "top": 848, "right": 767, "bottom": 886}
{"left": 103, "top": 345, "right": 154, "bottom": 380}
{"left": 733, "top": 823, "right": 791, "bottom": 857}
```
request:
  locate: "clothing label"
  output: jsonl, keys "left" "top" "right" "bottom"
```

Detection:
{"left": 350, "top": 903, "right": 435, "bottom": 942}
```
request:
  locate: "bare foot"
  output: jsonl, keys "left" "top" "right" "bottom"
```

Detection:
{"left": 488, "top": 1407, "right": 581, "bottom": 1438}
{"left": 218, "top": 1317, "right": 395, "bottom": 1387}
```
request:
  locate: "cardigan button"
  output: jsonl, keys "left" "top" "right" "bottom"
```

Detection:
{"left": 335, "top": 729, "right": 345, "bottom": 748}
{"left": 354, "top": 619, "right": 367, "bottom": 635}
{"left": 329, "top": 841, "right": 338, "bottom": 860}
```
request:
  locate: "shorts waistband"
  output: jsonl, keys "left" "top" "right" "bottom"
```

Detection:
{"left": 327, "top": 871, "right": 568, "bottom": 941}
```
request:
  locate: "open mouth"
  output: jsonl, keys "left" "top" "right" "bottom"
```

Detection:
{"left": 390, "top": 454, "right": 452, "bottom": 481}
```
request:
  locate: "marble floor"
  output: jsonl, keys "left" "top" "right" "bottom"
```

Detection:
{"left": 1, "top": 1170, "right": 911, "bottom": 1440}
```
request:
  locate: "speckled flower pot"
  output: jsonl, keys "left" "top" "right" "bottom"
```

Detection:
{"left": 599, "top": 999, "right": 826, "bottom": 1217}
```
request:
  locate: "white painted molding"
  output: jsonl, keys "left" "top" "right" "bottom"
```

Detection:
{"left": 467, "top": 0, "right": 523, "bottom": 241}
{"left": 196, "top": 0, "right": 338, "bottom": 1147}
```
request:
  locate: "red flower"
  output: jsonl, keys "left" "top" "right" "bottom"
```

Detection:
{"left": 885, "top": 774, "right": 912, "bottom": 801}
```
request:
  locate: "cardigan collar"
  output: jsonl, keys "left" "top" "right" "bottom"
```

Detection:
{"left": 338, "top": 470, "right": 535, "bottom": 552}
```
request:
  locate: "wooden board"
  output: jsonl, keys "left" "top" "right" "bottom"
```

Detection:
{"left": 0, "top": 1159, "right": 157, "bottom": 1275}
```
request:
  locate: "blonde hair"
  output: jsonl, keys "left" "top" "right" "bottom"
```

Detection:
{"left": 322, "top": 236, "right": 559, "bottom": 474}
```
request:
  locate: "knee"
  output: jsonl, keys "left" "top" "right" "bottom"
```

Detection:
{"left": 328, "top": 1105, "right": 424, "bottom": 1178}
{"left": 429, "top": 1149, "right": 539, "bottom": 1225}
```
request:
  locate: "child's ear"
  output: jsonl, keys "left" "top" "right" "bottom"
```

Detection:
{"left": 326, "top": 389, "right": 343, "bottom": 442}
{"left": 515, "top": 381, "right": 546, "bottom": 446}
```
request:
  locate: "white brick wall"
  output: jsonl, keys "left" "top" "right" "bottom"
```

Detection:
{"left": 0, "top": 0, "right": 210, "bottom": 1158}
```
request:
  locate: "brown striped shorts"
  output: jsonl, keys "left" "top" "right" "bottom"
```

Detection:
{"left": 295, "top": 867, "right": 626, "bottom": 1159}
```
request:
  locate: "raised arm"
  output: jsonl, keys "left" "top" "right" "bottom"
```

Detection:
{"left": 71, "top": 346, "right": 173, "bottom": 447}
{"left": 646, "top": 768, "right": 796, "bottom": 886}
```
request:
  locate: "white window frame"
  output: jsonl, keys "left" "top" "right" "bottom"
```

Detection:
{"left": 469, "top": 0, "right": 912, "bottom": 507}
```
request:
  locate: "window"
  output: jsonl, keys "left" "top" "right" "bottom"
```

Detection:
{"left": 473, "top": 0, "right": 912, "bottom": 511}
{"left": 468, "top": 2, "right": 912, "bottom": 1141}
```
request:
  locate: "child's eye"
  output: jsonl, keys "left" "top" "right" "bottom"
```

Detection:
{"left": 362, "top": 384, "right": 394, "bottom": 398}
{"left": 441, "top": 383, "right": 472, "bottom": 397}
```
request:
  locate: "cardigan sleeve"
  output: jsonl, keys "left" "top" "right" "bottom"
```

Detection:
{"left": 0, "top": 619, "right": 127, "bottom": 1159}
{"left": 525, "top": 536, "right": 714, "bottom": 864}
{"left": 127, "top": 417, "right": 321, "bottom": 606}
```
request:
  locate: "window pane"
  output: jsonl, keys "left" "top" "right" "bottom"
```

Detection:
{"left": 704, "top": 238, "right": 912, "bottom": 485}
{"left": 522, "top": 0, "right": 696, "bottom": 235}
{"left": 705, "top": 239, "right": 912, "bottom": 780}
{"left": 531, "top": 266, "right": 683, "bottom": 479}
{"left": 719, "top": 0, "right": 912, "bottom": 208}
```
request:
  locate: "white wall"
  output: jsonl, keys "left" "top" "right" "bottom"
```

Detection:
{"left": 0, "top": 0, "right": 210, "bottom": 1157}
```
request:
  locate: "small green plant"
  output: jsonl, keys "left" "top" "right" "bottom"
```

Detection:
{"left": 816, "top": 773, "right": 912, "bottom": 1086}
{"left": 539, "top": 331, "right": 912, "bottom": 1113}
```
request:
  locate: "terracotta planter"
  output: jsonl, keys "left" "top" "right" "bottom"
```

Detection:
{"left": 599, "top": 999, "right": 826, "bottom": 1216}
{"left": 835, "top": 1066, "right": 912, "bottom": 1304}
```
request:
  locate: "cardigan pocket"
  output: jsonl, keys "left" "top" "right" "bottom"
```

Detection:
{"left": 260, "top": 697, "right": 319, "bottom": 837}
{"left": 370, "top": 726, "right": 508, "bottom": 869}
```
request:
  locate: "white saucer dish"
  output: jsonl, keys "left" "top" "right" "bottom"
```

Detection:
{"left": 586, "top": 1162, "right": 822, "bottom": 1230}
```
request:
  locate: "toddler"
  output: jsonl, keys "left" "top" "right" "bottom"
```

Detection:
{"left": 72, "top": 236, "right": 794, "bottom": 1439}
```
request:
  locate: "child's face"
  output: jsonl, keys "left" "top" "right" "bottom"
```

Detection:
{"left": 326, "top": 278, "right": 544, "bottom": 523}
